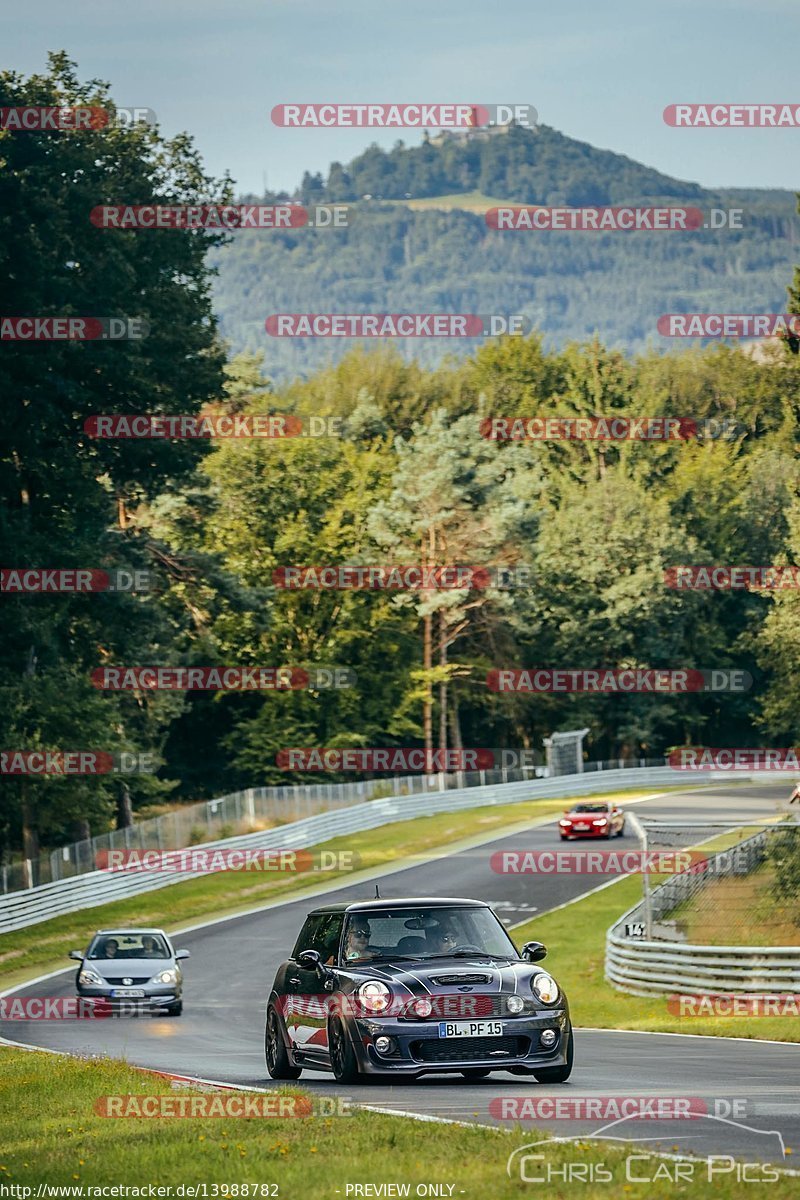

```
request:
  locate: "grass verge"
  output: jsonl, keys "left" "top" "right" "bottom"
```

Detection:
{"left": 0, "top": 789, "right": 657, "bottom": 987}
{"left": 0, "top": 1047, "right": 795, "bottom": 1196}
{"left": 669, "top": 861, "right": 799, "bottom": 946}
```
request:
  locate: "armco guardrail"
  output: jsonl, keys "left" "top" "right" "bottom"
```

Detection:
{"left": 606, "top": 825, "right": 800, "bottom": 996}
{"left": 3, "top": 754, "right": 671, "bottom": 893}
{"left": 606, "top": 936, "right": 800, "bottom": 996}
{"left": 0, "top": 764, "right": 698, "bottom": 934}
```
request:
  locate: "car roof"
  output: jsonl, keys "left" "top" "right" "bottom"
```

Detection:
{"left": 306, "top": 897, "right": 490, "bottom": 916}
{"left": 93, "top": 928, "right": 169, "bottom": 936}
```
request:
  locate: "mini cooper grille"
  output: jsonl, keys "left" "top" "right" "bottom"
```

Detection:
{"left": 399, "top": 995, "right": 523, "bottom": 1020}
{"left": 411, "top": 1035, "right": 529, "bottom": 1063}
{"left": 103, "top": 977, "right": 150, "bottom": 985}
{"left": 428, "top": 974, "right": 492, "bottom": 986}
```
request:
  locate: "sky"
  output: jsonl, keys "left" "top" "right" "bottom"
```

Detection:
{"left": 4, "top": 0, "right": 798, "bottom": 196}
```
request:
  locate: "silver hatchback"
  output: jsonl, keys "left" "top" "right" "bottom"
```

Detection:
{"left": 70, "top": 928, "right": 190, "bottom": 1016}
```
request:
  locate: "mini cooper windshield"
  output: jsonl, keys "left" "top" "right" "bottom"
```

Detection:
{"left": 340, "top": 906, "right": 519, "bottom": 964}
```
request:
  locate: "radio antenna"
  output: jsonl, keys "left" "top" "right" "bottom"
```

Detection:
{"left": 375, "top": 884, "right": 381, "bottom": 899}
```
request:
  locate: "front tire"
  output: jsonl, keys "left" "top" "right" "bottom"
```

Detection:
{"left": 266, "top": 1007, "right": 302, "bottom": 1080}
{"left": 166, "top": 1000, "right": 183, "bottom": 1016}
{"left": 329, "top": 1016, "right": 360, "bottom": 1083}
{"left": 532, "top": 1029, "right": 573, "bottom": 1084}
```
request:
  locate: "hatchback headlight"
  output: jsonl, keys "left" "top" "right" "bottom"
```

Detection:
{"left": 592, "top": 818, "right": 608, "bottom": 826}
{"left": 558, "top": 819, "right": 571, "bottom": 826}
{"left": 79, "top": 968, "right": 103, "bottom": 986}
{"left": 151, "top": 968, "right": 178, "bottom": 985}
{"left": 532, "top": 972, "right": 559, "bottom": 1005}
{"left": 357, "top": 980, "right": 392, "bottom": 1013}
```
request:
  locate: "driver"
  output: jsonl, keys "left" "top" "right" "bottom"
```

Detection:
{"left": 343, "top": 919, "right": 376, "bottom": 962}
{"left": 141, "top": 936, "right": 160, "bottom": 958}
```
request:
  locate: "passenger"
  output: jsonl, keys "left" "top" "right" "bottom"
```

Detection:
{"left": 426, "top": 924, "right": 458, "bottom": 955}
{"left": 104, "top": 938, "right": 120, "bottom": 959}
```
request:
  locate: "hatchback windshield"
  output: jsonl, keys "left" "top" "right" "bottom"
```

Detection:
{"left": 571, "top": 803, "right": 610, "bottom": 814}
{"left": 340, "top": 907, "right": 519, "bottom": 964}
{"left": 87, "top": 933, "right": 170, "bottom": 960}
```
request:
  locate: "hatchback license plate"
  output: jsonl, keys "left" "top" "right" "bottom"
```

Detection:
{"left": 111, "top": 988, "right": 145, "bottom": 998}
{"left": 438, "top": 1020, "right": 503, "bottom": 1038}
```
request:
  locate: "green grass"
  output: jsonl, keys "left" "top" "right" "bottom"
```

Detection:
{"left": 1, "top": 1048, "right": 796, "bottom": 1196}
{"left": 382, "top": 190, "right": 514, "bottom": 212}
{"left": 1, "top": 790, "right": 657, "bottom": 987}
{"left": 512, "top": 861, "right": 800, "bottom": 1042}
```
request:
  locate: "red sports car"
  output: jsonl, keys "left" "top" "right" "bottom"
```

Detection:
{"left": 558, "top": 801, "right": 625, "bottom": 840}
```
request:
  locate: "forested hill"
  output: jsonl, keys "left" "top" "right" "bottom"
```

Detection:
{"left": 294, "top": 123, "right": 707, "bottom": 206}
{"left": 211, "top": 123, "right": 798, "bottom": 375}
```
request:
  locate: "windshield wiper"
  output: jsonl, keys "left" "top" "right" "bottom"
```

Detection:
{"left": 345, "top": 954, "right": 419, "bottom": 964}
{"left": 451, "top": 950, "right": 514, "bottom": 959}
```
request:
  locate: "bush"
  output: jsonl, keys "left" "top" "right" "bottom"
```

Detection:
{"left": 767, "top": 827, "right": 800, "bottom": 922}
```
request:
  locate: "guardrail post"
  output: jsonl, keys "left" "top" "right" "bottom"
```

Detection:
{"left": 627, "top": 812, "right": 652, "bottom": 939}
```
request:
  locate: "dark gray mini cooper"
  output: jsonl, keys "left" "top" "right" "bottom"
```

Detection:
{"left": 265, "top": 897, "right": 573, "bottom": 1083}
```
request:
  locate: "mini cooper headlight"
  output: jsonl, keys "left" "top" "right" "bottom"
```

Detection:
{"left": 78, "top": 968, "right": 103, "bottom": 986}
{"left": 532, "top": 972, "right": 559, "bottom": 1005}
{"left": 152, "top": 968, "right": 178, "bottom": 985}
{"left": 412, "top": 997, "right": 433, "bottom": 1018}
{"left": 357, "top": 980, "right": 392, "bottom": 1013}
{"left": 506, "top": 995, "right": 525, "bottom": 1014}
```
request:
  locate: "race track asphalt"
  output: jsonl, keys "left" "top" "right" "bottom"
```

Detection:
{"left": 3, "top": 781, "right": 798, "bottom": 1167}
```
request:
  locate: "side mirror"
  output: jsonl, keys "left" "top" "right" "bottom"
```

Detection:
{"left": 521, "top": 941, "right": 547, "bottom": 963}
{"left": 68, "top": 950, "right": 84, "bottom": 961}
{"left": 297, "top": 948, "right": 335, "bottom": 986}
{"left": 175, "top": 949, "right": 190, "bottom": 961}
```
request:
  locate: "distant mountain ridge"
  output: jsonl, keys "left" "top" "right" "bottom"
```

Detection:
{"left": 212, "top": 123, "right": 799, "bottom": 376}
{"left": 293, "top": 123, "right": 708, "bottom": 207}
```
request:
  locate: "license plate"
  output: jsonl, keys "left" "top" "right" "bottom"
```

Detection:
{"left": 111, "top": 988, "right": 145, "bottom": 998}
{"left": 438, "top": 1020, "right": 503, "bottom": 1038}
{"left": 574, "top": 824, "right": 589, "bottom": 830}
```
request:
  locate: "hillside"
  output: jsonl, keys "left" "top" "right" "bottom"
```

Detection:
{"left": 211, "top": 124, "right": 798, "bottom": 376}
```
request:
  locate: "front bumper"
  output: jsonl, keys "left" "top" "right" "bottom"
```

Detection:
{"left": 347, "top": 1010, "right": 571, "bottom": 1077}
{"left": 560, "top": 824, "right": 610, "bottom": 838}
{"left": 76, "top": 984, "right": 180, "bottom": 1011}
